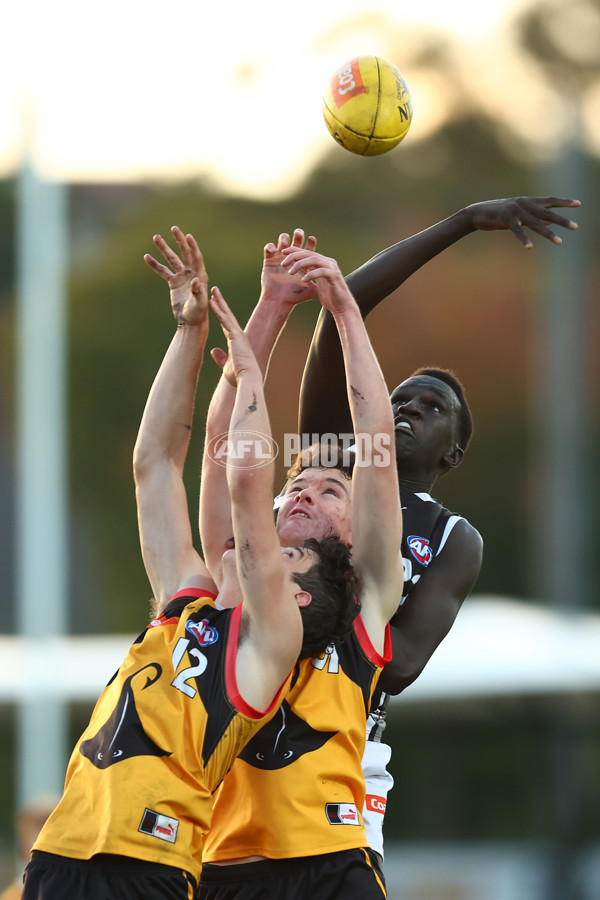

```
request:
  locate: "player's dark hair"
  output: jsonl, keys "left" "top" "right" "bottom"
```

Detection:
{"left": 286, "top": 442, "right": 355, "bottom": 481}
{"left": 292, "top": 536, "right": 361, "bottom": 659}
{"left": 410, "top": 367, "right": 473, "bottom": 452}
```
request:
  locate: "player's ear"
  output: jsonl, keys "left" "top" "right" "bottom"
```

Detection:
{"left": 294, "top": 591, "right": 312, "bottom": 608}
{"left": 442, "top": 445, "right": 463, "bottom": 470}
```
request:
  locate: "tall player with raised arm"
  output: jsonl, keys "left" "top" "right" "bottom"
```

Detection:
{"left": 297, "top": 195, "right": 580, "bottom": 861}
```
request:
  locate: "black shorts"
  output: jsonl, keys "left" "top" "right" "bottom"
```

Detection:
{"left": 23, "top": 850, "right": 197, "bottom": 900}
{"left": 198, "top": 848, "right": 386, "bottom": 900}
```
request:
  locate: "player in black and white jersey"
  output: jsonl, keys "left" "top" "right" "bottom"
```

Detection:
{"left": 297, "top": 195, "right": 580, "bottom": 863}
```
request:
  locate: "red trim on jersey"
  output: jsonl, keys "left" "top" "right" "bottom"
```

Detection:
{"left": 353, "top": 615, "right": 392, "bottom": 668}
{"left": 224, "top": 605, "right": 291, "bottom": 720}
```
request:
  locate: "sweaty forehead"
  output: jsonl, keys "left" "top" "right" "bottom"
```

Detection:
{"left": 390, "top": 376, "right": 460, "bottom": 410}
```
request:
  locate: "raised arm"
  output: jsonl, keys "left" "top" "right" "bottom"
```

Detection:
{"left": 283, "top": 248, "right": 403, "bottom": 649}
{"left": 299, "top": 196, "right": 581, "bottom": 436}
{"left": 199, "top": 229, "right": 316, "bottom": 583}
{"left": 208, "top": 286, "right": 304, "bottom": 708}
{"left": 133, "top": 227, "right": 214, "bottom": 612}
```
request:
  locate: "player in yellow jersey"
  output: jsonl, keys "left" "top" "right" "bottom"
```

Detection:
{"left": 23, "top": 229, "right": 359, "bottom": 900}
{"left": 198, "top": 245, "right": 403, "bottom": 899}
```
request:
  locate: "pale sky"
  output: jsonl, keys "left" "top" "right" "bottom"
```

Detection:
{"left": 4, "top": 0, "right": 594, "bottom": 199}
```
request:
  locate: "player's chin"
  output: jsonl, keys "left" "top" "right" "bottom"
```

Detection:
{"left": 276, "top": 518, "right": 312, "bottom": 544}
{"left": 394, "top": 433, "right": 417, "bottom": 457}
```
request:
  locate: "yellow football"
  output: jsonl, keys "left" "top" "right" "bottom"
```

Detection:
{"left": 322, "top": 56, "right": 413, "bottom": 156}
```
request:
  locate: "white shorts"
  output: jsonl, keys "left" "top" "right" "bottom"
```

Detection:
{"left": 361, "top": 718, "right": 393, "bottom": 861}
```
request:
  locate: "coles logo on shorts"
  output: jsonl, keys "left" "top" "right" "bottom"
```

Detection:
{"left": 325, "top": 803, "right": 361, "bottom": 826}
{"left": 186, "top": 618, "right": 218, "bottom": 646}
{"left": 331, "top": 58, "right": 366, "bottom": 107}
{"left": 407, "top": 535, "right": 433, "bottom": 566}
{"left": 365, "top": 794, "right": 387, "bottom": 815}
{"left": 139, "top": 809, "right": 179, "bottom": 844}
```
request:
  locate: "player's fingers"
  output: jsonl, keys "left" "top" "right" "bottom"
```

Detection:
{"left": 527, "top": 196, "right": 581, "bottom": 209}
{"left": 286, "top": 260, "right": 315, "bottom": 276}
{"left": 209, "top": 286, "right": 226, "bottom": 319}
{"left": 301, "top": 265, "right": 335, "bottom": 281}
{"left": 291, "top": 228, "right": 305, "bottom": 248}
{"left": 154, "top": 233, "right": 183, "bottom": 269}
{"left": 533, "top": 214, "right": 578, "bottom": 230}
{"left": 281, "top": 245, "right": 305, "bottom": 254}
{"left": 286, "top": 251, "right": 337, "bottom": 277}
{"left": 518, "top": 199, "right": 578, "bottom": 230}
{"left": 143, "top": 253, "right": 173, "bottom": 280}
{"left": 264, "top": 242, "right": 277, "bottom": 258}
{"left": 281, "top": 248, "right": 319, "bottom": 269}
{"left": 171, "top": 225, "right": 188, "bottom": 258}
{"left": 509, "top": 226, "right": 534, "bottom": 248}
{"left": 281, "top": 247, "right": 328, "bottom": 261}
{"left": 277, "top": 233, "right": 291, "bottom": 252}
{"left": 511, "top": 208, "right": 563, "bottom": 243}
{"left": 185, "top": 233, "right": 206, "bottom": 271}
{"left": 210, "top": 286, "right": 241, "bottom": 330}
{"left": 190, "top": 277, "right": 206, "bottom": 297}
{"left": 210, "top": 285, "right": 226, "bottom": 310}
{"left": 211, "top": 346, "right": 236, "bottom": 383}
{"left": 210, "top": 346, "right": 229, "bottom": 369}
{"left": 521, "top": 220, "right": 561, "bottom": 244}
{"left": 305, "top": 235, "right": 318, "bottom": 252}
{"left": 499, "top": 212, "right": 534, "bottom": 247}
{"left": 208, "top": 300, "right": 230, "bottom": 339}
{"left": 172, "top": 226, "right": 198, "bottom": 271}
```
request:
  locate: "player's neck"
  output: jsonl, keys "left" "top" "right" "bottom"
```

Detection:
{"left": 397, "top": 472, "right": 436, "bottom": 494}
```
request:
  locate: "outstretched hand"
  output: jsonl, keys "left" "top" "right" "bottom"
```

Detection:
{"left": 466, "top": 196, "right": 580, "bottom": 248}
{"left": 144, "top": 226, "right": 209, "bottom": 325}
{"left": 281, "top": 247, "right": 357, "bottom": 315}
{"left": 261, "top": 228, "right": 319, "bottom": 306}
{"left": 209, "top": 286, "right": 259, "bottom": 387}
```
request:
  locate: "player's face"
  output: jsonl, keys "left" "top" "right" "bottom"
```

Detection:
{"left": 276, "top": 468, "right": 352, "bottom": 546}
{"left": 390, "top": 376, "right": 461, "bottom": 473}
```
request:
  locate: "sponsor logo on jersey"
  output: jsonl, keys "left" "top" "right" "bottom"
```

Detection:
{"left": 186, "top": 618, "right": 218, "bottom": 646}
{"left": 331, "top": 58, "right": 366, "bottom": 107}
{"left": 365, "top": 794, "right": 387, "bottom": 815}
{"left": 325, "top": 802, "right": 361, "bottom": 826}
{"left": 407, "top": 535, "right": 433, "bottom": 566}
{"left": 139, "top": 809, "right": 179, "bottom": 843}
